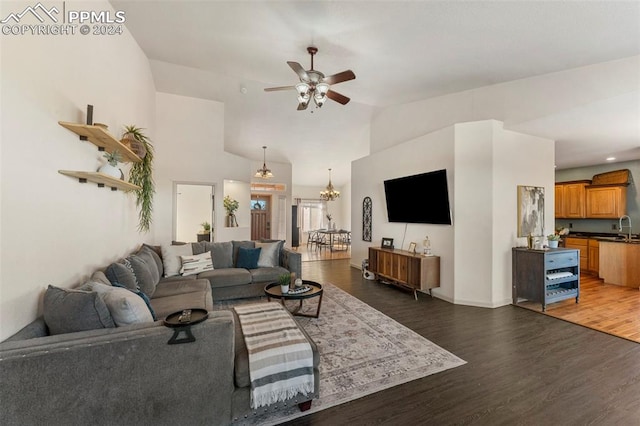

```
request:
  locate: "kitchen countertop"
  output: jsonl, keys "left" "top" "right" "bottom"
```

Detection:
{"left": 563, "top": 232, "right": 640, "bottom": 244}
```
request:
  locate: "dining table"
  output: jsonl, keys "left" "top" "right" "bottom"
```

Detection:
{"left": 316, "top": 229, "right": 351, "bottom": 251}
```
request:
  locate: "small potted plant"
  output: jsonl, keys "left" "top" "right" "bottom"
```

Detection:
{"left": 547, "top": 233, "right": 561, "bottom": 248}
{"left": 278, "top": 273, "right": 290, "bottom": 294}
{"left": 200, "top": 221, "right": 211, "bottom": 234}
{"left": 98, "top": 150, "right": 123, "bottom": 179}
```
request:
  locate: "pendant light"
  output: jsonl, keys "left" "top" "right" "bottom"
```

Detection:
{"left": 255, "top": 146, "right": 274, "bottom": 179}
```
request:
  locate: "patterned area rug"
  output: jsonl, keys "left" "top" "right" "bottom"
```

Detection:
{"left": 217, "top": 283, "right": 466, "bottom": 425}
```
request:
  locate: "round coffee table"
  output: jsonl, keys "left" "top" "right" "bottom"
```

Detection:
{"left": 264, "top": 280, "right": 323, "bottom": 318}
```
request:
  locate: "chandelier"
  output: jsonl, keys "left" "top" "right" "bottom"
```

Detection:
{"left": 320, "top": 168, "right": 340, "bottom": 201}
{"left": 255, "top": 146, "right": 274, "bottom": 179}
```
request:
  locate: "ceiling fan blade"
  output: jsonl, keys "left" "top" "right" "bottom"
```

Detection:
{"left": 264, "top": 86, "right": 296, "bottom": 92}
{"left": 287, "top": 61, "right": 310, "bottom": 82}
{"left": 297, "top": 102, "right": 309, "bottom": 111}
{"left": 322, "top": 70, "right": 356, "bottom": 85}
{"left": 326, "top": 90, "right": 350, "bottom": 105}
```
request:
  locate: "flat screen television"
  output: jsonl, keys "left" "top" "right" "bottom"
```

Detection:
{"left": 384, "top": 169, "right": 452, "bottom": 225}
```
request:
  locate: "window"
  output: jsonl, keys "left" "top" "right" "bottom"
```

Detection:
{"left": 298, "top": 199, "right": 327, "bottom": 233}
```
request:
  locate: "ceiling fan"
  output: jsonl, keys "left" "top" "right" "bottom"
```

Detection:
{"left": 264, "top": 46, "right": 356, "bottom": 111}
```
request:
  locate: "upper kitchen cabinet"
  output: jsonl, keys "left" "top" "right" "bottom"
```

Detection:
{"left": 585, "top": 185, "right": 627, "bottom": 218}
{"left": 555, "top": 181, "right": 589, "bottom": 218}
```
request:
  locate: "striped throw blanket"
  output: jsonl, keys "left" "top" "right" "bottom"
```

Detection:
{"left": 233, "top": 302, "right": 315, "bottom": 409}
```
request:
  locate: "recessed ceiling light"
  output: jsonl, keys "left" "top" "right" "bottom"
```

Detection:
{"left": 606, "top": 157, "right": 616, "bottom": 161}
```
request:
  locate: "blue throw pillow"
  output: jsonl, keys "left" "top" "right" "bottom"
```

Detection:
{"left": 236, "top": 247, "right": 262, "bottom": 269}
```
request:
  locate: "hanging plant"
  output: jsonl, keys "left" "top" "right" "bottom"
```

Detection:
{"left": 126, "top": 125, "right": 155, "bottom": 233}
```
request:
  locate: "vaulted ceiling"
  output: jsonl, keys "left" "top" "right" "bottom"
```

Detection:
{"left": 111, "top": 1, "right": 640, "bottom": 186}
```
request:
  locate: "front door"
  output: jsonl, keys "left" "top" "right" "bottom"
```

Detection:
{"left": 251, "top": 195, "right": 271, "bottom": 240}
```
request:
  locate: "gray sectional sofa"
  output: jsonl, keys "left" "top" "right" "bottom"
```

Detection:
{"left": 0, "top": 240, "right": 317, "bottom": 426}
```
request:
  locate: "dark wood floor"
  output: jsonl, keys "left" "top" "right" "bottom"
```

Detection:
{"left": 286, "top": 259, "right": 640, "bottom": 425}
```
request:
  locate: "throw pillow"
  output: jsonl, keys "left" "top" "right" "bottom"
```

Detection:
{"left": 104, "top": 261, "right": 138, "bottom": 292}
{"left": 236, "top": 247, "right": 261, "bottom": 269}
{"left": 85, "top": 282, "right": 155, "bottom": 325}
{"left": 255, "top": 241, "right": 281, "bottom": 268}
{"left": 127, "top": 254, "right": 157, "bottom": 297}
{"left": 43, "top": 285, "right": 115, "bottom": 335}
{"left": 139, "top": 244, "right": 164, "bottom": 280}
{"left": 180, "top": 252, "right": 214, "bottom": 276}
{"left": 161, "top": 244, "right": 193, "bottom": 277}
{"left": 210, "top": 241, "right": 233, "bottom": 269}
{"left": 232, "top": 240, "right": 256, "bottom": 266}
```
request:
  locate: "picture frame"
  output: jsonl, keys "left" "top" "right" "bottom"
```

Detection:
{"left": 408, "top": 242, "right": 417, "bottom": 253}
{"left": 517, "top": 185, "right": 545, "bottom": 238}
{"left": 381, "top": 237, "right": 394, "bottom": 249}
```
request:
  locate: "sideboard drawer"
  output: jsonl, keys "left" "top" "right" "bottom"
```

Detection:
{"left": 545, "top": 252, "right": 578, "bottom": 269}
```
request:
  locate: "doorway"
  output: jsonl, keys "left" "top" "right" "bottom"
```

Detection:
{"left": 175, "top": 183, "right": 215, "bottom": 242}
{"left": 251, "top": 194, "right": 271, "bottom": 240}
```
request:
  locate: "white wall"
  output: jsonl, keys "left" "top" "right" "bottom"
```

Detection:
{"left": 175, "top": 183, "right": 213, "bottom": 242}
{"left": 154, "top": 92, "right": 294, "bottom": 245}
{"left": 292, "top": 184, "right": 348, "bottom": 230}
{"left": 353, "top": 120, "right": 554, "bottom": 308}
{"left": 0, "top": 1, "right": 156, "bottom": 340}
{"left": 352, "top": 125, "right": 456, "bottom": 300}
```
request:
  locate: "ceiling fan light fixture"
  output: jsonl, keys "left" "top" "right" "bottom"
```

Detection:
{"left": 316, "top": 83, "right": 330, "bottom": 96}
{"left": 255, "top": 146, "right": 274, "bottom": 179}
{"left": 320, "top": 168, "right": 340, "bottom": 201}
{"left": 295, "top": 82, "right": 310, "bottom": 97}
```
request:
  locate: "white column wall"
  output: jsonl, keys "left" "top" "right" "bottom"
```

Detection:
{"left": 0, "top": 1, "right": 155, "bottom": 340}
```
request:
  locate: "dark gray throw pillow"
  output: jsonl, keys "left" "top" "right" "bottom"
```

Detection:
{"left": 105, "top": 261, "right": 138, "bottom": 292}
{"left": 43, "top": 285, "right": 115, "bottom": 335}
{"left": 141, "top": 244, "right": 164, "bottom": 278}
{"left": 211, "top": 241, "right": 233, "bottom": 269}
{"left": 127, "top": 255, "right": 156, "bottom": 297}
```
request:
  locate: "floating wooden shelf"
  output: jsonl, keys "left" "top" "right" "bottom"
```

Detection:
{"left": 59, "top": 170, "right": 141, "bottom": 191}
{"left": 58, "top": 121, "right": 142, "bottom": 163}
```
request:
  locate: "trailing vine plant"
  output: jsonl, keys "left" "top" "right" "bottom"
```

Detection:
{"left": 126, "top": 126, "right": 155, "bottom": 232}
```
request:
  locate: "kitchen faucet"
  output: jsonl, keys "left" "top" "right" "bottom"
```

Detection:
{"left": 618, "top": 215, "right": 632, "bottom": 241}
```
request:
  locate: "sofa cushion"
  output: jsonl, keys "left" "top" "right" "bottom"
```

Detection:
{"left": 90, "top": 270, "right": 111, "bottom": 286}
{"left": 197, "top": 268, "right": 252, "bottom": 288}
{"left": 104, "top": 261, "right": 138, "bottom": 292}
{"left": 161, "top": 244, "right": 193, "bottom": 277}
{"left": 136, "top": 245, "right": 163, "bottom": 284}
{"left": 180, "top": 252, "right": 213, "bottom": 276}
{"left": 210, "top": 241, "right": 233, "bottom": 269}
{"left": 43, "top": 285, "right": 115, "bottom": 335}
{"left": 236, "top": 247, "right": 261, "bottom": 269}
{"left": 152, "top": 279, "right": 213, "bottom": 299}
{"left": 84, "top": 281, "right": 155, "bottom": 326}
{"left": 249, "top": 266, "right": 290, "bottom": 284}
{"left": 232, "top": 240, "right": 255, "bottom": 265}
{"left": 127, "top": 254, "right": 157, "bottom": 297}
{"left": 255, "top": 241, "right": 281, "bottom": 267}
{"left": 150, "top": 283, "right": 213, "bottom": 319}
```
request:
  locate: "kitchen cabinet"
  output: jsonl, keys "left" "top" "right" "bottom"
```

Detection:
{"left": 585, "top": 185, "right": 627, "bottom": 219}
{"left": 587, "top": 239, "right": 599, "bottom": 274}
{"left": 555, "top": 181, "right": 589, "bottom": 218}
{"left": 564, "top": 237, "right": 588, "bottom": 271}
{"left": 599, "top": 241, "right": 640, "bottom": 288}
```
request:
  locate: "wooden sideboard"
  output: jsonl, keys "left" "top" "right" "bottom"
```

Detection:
{"left": 368, "top": 247, "right": 440, "bottom": 299}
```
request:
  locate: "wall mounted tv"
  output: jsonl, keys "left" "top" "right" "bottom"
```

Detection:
{"left": 384, "top": 169, "right": 452, "bottom": 225}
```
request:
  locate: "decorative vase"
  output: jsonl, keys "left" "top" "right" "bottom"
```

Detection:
{"left": 98, "top": 163, "right": 123, "bottom": 180}
{"left": 548, "top": 240, "right": 559, "bottom": 248}
{"left": 226, "top": 214, "right": 238, "bottom": 227}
